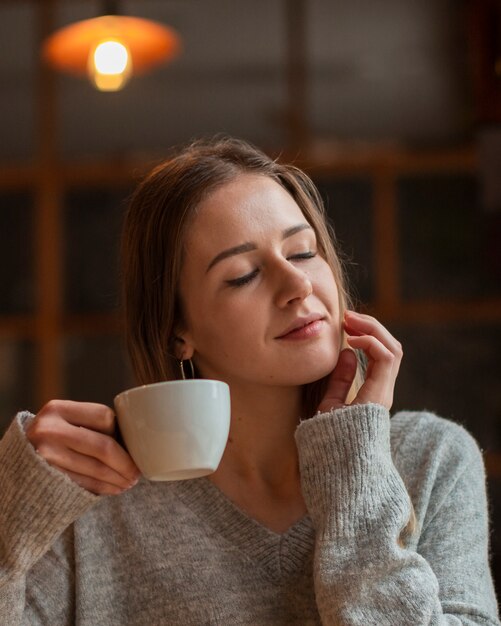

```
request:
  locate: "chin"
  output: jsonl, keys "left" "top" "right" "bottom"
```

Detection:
{"left": 283, "top": 353, "right": 339, "bottom": 386}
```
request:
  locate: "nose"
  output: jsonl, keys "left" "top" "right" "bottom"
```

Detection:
{"left": 273, "top": 261, "right": 313, "bottom": 308}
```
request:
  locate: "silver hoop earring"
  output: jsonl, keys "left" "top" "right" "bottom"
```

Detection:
{"left": 179, "top": 359, "right": 195, "bottom": 380}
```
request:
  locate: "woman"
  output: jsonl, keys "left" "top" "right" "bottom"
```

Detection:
{"left": 0, "top": 137, "right": 499, "bottom": 625}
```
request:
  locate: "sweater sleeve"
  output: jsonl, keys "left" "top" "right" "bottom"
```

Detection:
{"left": 295, "top": 403, "right": 500, "bottom": 626}
{"left": 0, "top": 412, "right": 99, "bottom": 625}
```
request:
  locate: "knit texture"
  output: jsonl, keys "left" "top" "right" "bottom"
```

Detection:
{"left": 0, "top": 405, "right": 499, "bottom": 625}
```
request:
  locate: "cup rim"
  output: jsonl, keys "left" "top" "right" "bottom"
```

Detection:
{"left": 114, "top": 378, "right": 229, "bottom": 403}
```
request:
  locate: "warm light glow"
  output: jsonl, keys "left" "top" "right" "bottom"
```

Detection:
{"left": 88, "top": 39, "right": 132, "bottom": 91}
{"left": 43, "top": 15, "right": 181, "bottom": 92}
{"left": 94, "top": 40, "right": 129, "bottom": 74}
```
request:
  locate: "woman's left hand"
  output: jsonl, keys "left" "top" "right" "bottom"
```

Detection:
{"left": 318, "top": 310, "right": 403, "bottom": 413}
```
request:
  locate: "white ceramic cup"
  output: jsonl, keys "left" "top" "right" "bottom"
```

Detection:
{"left": 114, "top": 380, "right": 231, "bottom": 481}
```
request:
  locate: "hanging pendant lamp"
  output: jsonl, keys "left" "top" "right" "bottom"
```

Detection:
{"left": 42, "top": 1, "right": 181, "bottom": 91}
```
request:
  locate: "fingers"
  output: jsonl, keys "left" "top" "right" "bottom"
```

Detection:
{"left": 34, "top": 424, "right": 139, "bottom": 487}
{"left": 49, "top": 464, "right": 127, "bottom": 496}
{"left": 344, "top": 311, "right": 402, "bottom": 358}
{"left": 345, "top": 335, "right": 395, "bottom": 406}
{"left": 37, "top": 399, "right": 117, "bottom": 435}
{"left": 342, "top": 310, "right": 403, "bottom": 409}
{"left": 317, "top": 348, "right": 358, "bottom": 413}
{"left": 27, "top": 400, "right": 141, "bottom": 496}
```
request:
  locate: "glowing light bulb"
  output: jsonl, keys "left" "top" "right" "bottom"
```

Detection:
{"left": 88, "top": 39, "right": 132, "bottom": 91}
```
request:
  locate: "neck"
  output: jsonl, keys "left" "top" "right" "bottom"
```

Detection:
{"left": 208, "top": 382, "right": 308, "bottom": 533}
{"left": 210, "top": 383, "right": 303, "bottom": 491}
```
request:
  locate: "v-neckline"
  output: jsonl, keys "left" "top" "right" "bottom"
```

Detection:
{"left": 172, "top": 477, "right": 315, "bottom": 583}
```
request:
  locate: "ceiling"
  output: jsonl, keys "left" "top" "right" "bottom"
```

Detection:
{"left": 0, "top": 0, "right": 472, "bottom": 162}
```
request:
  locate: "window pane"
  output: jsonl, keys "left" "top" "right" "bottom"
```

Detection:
{"left": 391, "top": 322, "right": 501, "bottom": 451}
{"left": 398, "top": 174, "right": 500, "bottom": 300}
{"left": 64, "top": 187, "right": 130, "bottom": 313}
{"left": 0, "top": 4, "right": 35, "bottom": 161}
{"left": 309, "top": 0, "right": 467, "bottom": 143}
{"left": 0, "top": 191, "right": 34, "bottom": 314}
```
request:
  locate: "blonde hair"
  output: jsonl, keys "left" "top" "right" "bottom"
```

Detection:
{"left": 121, "top": 137, "right": 362, "bottom": 417}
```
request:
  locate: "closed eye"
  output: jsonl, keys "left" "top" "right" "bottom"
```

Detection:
{"left": 226, "top": 269, "right": 259, "bottom": 288}
{"left": 287, "top": 251, "right": 317, "bottom": 261}
{"left": 226, "top": 251, "right": 316, "bottom": 288}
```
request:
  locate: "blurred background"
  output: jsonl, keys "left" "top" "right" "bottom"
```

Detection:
{"left": 0, "top": 0, "right": 500, "bottom": 597}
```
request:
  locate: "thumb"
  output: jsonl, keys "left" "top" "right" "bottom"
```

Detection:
{"left": 317, "top": 348, "right": 358, "bottom": 413}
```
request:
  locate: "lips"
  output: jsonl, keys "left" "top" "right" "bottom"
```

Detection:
{"left": 276, "top": 314, "right": 325, "bottom": 339}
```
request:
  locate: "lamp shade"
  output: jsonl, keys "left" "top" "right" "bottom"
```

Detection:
{"left": 43, "top": 15, "right": 180, "bottom": 76}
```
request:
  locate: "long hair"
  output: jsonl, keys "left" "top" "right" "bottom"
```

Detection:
{"left": 121, "top": 137, "right": 362, "bottom": 417}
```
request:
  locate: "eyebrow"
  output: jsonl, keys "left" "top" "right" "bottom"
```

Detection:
{"left": 206, "top": 223, "right": 312, "bottom": 273}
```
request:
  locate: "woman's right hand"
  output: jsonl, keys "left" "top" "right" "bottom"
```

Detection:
{"left": 26, "top": 400, "right": 141, "bottom": 496}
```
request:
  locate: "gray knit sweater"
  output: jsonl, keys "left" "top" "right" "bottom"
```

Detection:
{"left": 0, "top": 403, "right": 499, "bottom": 625}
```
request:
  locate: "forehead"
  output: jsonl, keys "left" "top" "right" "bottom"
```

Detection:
{"left": 184, "top": 174, "right": 309, "bottom": 254}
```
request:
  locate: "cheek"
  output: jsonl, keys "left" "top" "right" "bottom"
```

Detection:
{"left": 187, "top": 297, "right": 262, "bottom": 359}
{"left": 314, "top": 266, "right": 341, "bottom": 315}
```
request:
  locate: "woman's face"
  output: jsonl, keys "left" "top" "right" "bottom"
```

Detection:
{"left": 176, "top": 174, "right": 342, "bottom": 391}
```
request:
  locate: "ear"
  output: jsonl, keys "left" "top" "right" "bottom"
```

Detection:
{"left": 172, "top": 331, "right": 195, "bottom": 361}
